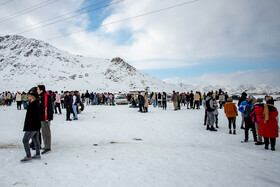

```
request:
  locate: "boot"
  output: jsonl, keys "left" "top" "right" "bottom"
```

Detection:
{"left": 206, "top": 125, "right": 210, "bottom": 130}
{"left": 229, "top": 129, "right": 232, "bottom": 134}
{"left": 216, "top": 124, "right": 219, "bottom": 128}
{"left": 210, "top": 126, "right": 217, "bottom": 131}
{"left": 233, "top": 130, "right": 236, "bottom": 135}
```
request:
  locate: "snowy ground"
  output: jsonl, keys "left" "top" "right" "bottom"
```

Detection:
{"left": 0, "top": 101, "right": 280, "bottom": 187}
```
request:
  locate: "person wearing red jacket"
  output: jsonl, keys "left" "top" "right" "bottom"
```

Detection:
{"left": 256, "top": 97, "right": 279, "bottom": 151}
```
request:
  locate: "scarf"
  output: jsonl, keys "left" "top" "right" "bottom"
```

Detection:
{"left": 263, "top": 104, "right": 274, "bottom": 123}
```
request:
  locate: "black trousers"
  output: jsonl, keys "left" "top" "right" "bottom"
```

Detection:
{"left": 190, "top": 100, "right": 194, "bottom": 108}
{"left": 228, "top": 117, "right": 236, "bottom": 129}
{"left": 162, "top": 101, "right": 167, "bottom": 110}
{"left": 55, "top": 103, "right": 62, "bottom": 114}
{"left": 66, "top": 106, "right": 71, "bottom": 120}
{"left": 264, "top": 137, "right": 276, "bottom": 148}
{"left": 139, "top": 104, "right": 144, "bottom": 112}
{"left": 204, "top": 109, "right": 207, "bottom": 125}
{"left": 244, "top": 117, "right": 257, "bottom": 141}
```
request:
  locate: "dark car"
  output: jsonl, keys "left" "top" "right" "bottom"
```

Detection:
{"left": 231, "top": 95, "right": 240, "bottom": 100}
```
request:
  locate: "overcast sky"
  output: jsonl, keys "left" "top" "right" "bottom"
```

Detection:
{"left": 1, "top": 0, "right": 280, "bottom": 86}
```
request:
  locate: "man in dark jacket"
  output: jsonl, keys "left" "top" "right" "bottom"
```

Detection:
{"left": 64, "top": 91, "right": 72, "bottom": 121}
{"left": 21, "top": 88, "right": 41, "bottom": 162}
{"left": 37, "top": 85, "right": 53, "bottom": 154}
{"left": 138, "top": 92, "right": 144, "bottom": 112}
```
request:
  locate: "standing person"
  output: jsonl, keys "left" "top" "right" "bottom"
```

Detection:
{"left": 194, "top": 91, "right": 200, "bottom": 109}
{"left": 257, "top": 97, "right": 279, "bottom": 151}
{"left": 64, "top": 91, "right": 72, "bottom": 121}
{"left": 213, "top": 99, "right": 219, "bottom": 128}
{"left": 224, "top": 97, "right": 238, "bottom": 134}
{"left": 60, "top": 91, "right": 65, "bottom": 109}
{"left": 205, "top": 92, "right": 217, "bottom": 131}
{"left": 219, "top": 92, "right": 225, "bottom": 109}
{"left": 162, "top": 92, "right": 167, "bottom": 110}
{"left": 186, "top": 92, "right": 190, "bottom": 109}
{"left": 152, "top": 92, "right": 157, "bottom": 107}
{"left": 250, "top": 98, "right": 264, "bottom": 145}
{"left": 5, "top": 91, "right": 12, "bottom": 106}
{"left": 238, "top": 95, "right": 257, "bottom": 143}
{"left": 54, "top": 91, "right": 62, "bottom": 114}
{"left": 37, "top": 85, "right": 53, "bottom": 154}
{"left": 238, "top": 92, "right": 247, "bottom": 129}
{"left": 144, "top": 92, "right": 149, "bottom": 113}
{"left": 157, "top": 93, "right": 162, "bottom": 108}
{"left": 22, "top": 92, "right": 28, "bottom": 109}
{"left": 138, "top": 92, "right": 144, "bottom": 113}
{"left": 189, "top": 91, "right": 194, "bottom": 109}
{"left": 202, "top": 94, "right": 208, "bottom": 126}
{"left": 172, "top": 91, "right": 178, "bottom": 111}
{"left": 21, "top": 88, "right": 41, "bottom": 162}
{"left": 72, "top": 91, "right": 78, "bottom": 120}
{"left": 85, "top": 90, "right": 90, "bottom": 106}
{"left": 16, "top": 92, "right": 22, "bottom": 110}
{"left": 177, "top": 92, "right": 181, "bottom": 110}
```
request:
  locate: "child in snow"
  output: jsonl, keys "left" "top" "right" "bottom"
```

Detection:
{"left": 213, "top": 99, "right": 219, "bottom": 128}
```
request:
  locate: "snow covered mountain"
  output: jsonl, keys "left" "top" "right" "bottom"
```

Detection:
{"left": 177, "top": 83, "right": 280, "bottom": 95}
{"left": 0, "top": 35, "right": 177, "bottom": 92}
{"left": 0, "top": 35, "right": 279, "bottom": 94}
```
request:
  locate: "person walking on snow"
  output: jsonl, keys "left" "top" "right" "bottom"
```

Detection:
{"left": 21, "top": 88, "right": 41, "bottom": 162}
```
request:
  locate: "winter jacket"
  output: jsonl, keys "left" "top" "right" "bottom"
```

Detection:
{"left": 224, "top": 102, "right": 238, "bottom": 118}
{"left": 138, "top": 95, "right": 145, "bottom": 105}
{"left": 144, "top": 95, "right": 149, "bottom": 107}
{"left": 23, "top": 100, "right": 41, "bottom": 131}
{"left": 214, "top": 103, "right": 219, "bottom": 115}
{"left": 206, "top": 97, "right": 215, "bottom": 112}
{"left": 250, "top": 104, "right": 264, "bottom": 123}
{"left": 64, "top": 95, "right": 72, "bottom": 108}
{"left": 177, "top": 94, "right": 181, "bottom": 102}
{"left": 256, "top": 106, "right": 279, "bottom": 138}
{"left": 39, "top": 92, "right": 53, "bottom": 121}
{"left": 219, "top": 95, "right": 225, "bottom": 102}
{"left": 238, "top": 100, "right": 254, "bottom": 118}
{"left": 171, "top": 93, "right": 177, "bottom": 102}
{"left": 194, "top": 93, "right": 200, "bottom": 101}
{"left": 55, "top": 94, "right": 61, "bottom": 103}
{"left": 22, "top": 94, "right": 28, "bottom": 101}
{"left": 16, "top": 93, "right": 22, "bottom": 101}
{"left": 162, "top": 94, "right": 167, "bottom": 102}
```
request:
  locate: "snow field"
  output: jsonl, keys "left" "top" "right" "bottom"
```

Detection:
{"left": 0, "top": 102, "right": 280, "bottom": 187}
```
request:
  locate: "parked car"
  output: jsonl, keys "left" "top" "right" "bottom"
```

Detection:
{"left": 115, "top": 95, "right": 129, "bottom": 105}
{"left": 275, "top": 97, "right": 280, "bottom": 101}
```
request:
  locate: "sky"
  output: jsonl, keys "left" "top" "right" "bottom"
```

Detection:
{"left": 0, "top": 0, "right": 280, "bottom": 86}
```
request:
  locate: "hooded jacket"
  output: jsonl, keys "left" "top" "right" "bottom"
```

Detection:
{"left": 39, "top": 92, "right": 53, "bottom": 121}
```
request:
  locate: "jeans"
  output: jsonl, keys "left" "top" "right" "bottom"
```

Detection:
{"left": 72, "top": 105, "right": 78, "bottom": 118}
{"left": 23, "top": 131, "right": 40, "bottom": 157}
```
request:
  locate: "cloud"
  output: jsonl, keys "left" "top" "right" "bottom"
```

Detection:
{"left": 1, "top": 0, "right": 280, "bottom": 71}
{"left": 163, "top": 69, "right": 280, "bottom": 87}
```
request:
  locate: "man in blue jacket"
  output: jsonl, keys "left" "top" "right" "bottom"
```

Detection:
{"left": 238, "top": 95, "right": 257, "bottom": 142}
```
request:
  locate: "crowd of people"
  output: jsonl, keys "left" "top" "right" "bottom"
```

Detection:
{"left": 0, "top": 87, "right": 279, "bottom": 162}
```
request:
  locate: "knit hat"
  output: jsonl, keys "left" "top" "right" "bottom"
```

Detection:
{"left": 28, "top": 87, "right": 39, "bottom": 99}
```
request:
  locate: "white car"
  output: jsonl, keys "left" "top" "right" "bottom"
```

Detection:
{"left": 115, "top": 95, "right": 130, "bottom": 105}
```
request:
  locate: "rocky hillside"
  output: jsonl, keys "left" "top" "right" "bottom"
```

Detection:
{"left": 0, "top": 35, "right": 177, "bottom": 92}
